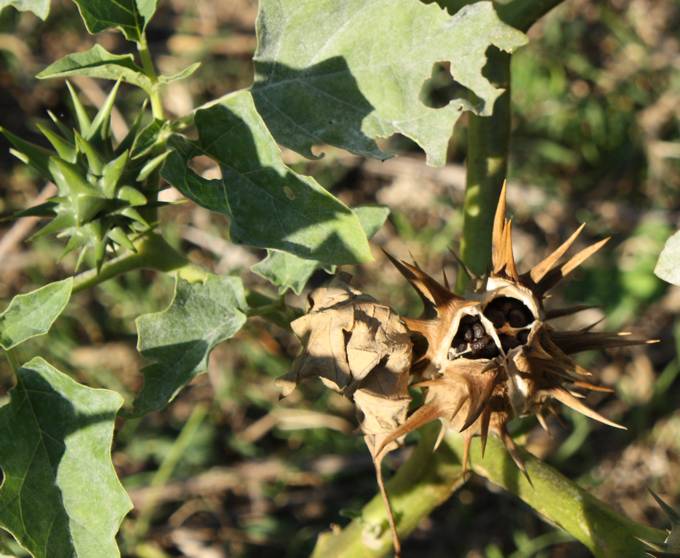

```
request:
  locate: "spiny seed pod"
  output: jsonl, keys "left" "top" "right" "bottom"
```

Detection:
{"left": 0, "top": 81, "right": 168, "bottom": 271}
{"left": 281, "top": 186, "right": 654, "bottom": 555}
{"left": 381, "top": 184, "right": 653, "bottom": 472}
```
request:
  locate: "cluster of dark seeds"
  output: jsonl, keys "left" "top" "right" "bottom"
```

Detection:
{"left": 484, "top": 297, "right": 534, "bottom": 328}
{"left": 484, "top": 296, "right": 534, "bottom": 353}
{"left": 450, "top": 315, "right": 500, "bottom": 360}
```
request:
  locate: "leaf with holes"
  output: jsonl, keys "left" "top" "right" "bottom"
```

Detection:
{"left": 252, "top": 0, "right": 526, "bottom": 166}
{"left": 37, "top": 45, "right": 153, "bottom": 92}
{"left": 162, "top": 90, "right": 373, "bottom": 266}
{"left": 132, "top": 274, "right": 247, "bottom": 415}
{"left": 0, "top": 357, "right": 131, "bottom": 557}
{"left": 72, "top": 0, "right": 158, "bottom": 42}
{"left": 0, "top": 278, "right": 73, "bottom": 350}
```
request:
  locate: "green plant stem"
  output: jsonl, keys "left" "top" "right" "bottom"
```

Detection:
{"left": 445, "top": 433, "right": 665, "bottom": 557}
{"left": 456, "top": 47, "right": 511, "bottom": 290}
{"left": 246, "top": 291, "right": 302, "bottom": 329}
{"left": 311, "top": 424, "right": 467, "bottom": 558}
{"left": 70, "top": 233, "right": 292, "bottom": 328}
{"left": 132, "top": 403, "right": 209, "bottom": 542}
{"left": 72, "top": 233, "right": 191, "bottom": 293}
{"left": 314, "top": 428, "right": 664, "bottom": 558}
{"left": 137, "top": 34, "right": 164, "bottom": 120}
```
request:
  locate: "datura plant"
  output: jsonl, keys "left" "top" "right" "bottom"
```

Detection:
{"left": 0, "top": 0, "right": 675, "bottom": 556}
{"left": 282, "top": 184, "right": 655, "bottom": 553}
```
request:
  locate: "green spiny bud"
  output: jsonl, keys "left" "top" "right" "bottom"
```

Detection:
{"left": 1, "top": 82, "right": 167, "bottom": 272}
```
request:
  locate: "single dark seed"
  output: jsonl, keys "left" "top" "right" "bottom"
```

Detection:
{"left": 472, "top": 323, "right": 485, "bottom": 339}
{"left": 508, "top": 308, "right": 528, "bottom": 327}
{"left": 501, "top": 301, "right": 514, "bottom": 315}
{"left": 464, "top": 328, "right": 473, "bottom": 341}
{"left": 517, "top": 329, "right": 530, "bottom": 344}
{"left": 456, "top": 342, "right": 467, "bottom": 353}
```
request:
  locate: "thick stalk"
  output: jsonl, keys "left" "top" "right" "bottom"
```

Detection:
{"left": 446, "top": 434, "right": 665, "bottom": 557}
{"left": 71, "top": 234, "right": 293, "bottom": 326}
{"left": 456, "top": 47, "right": 510, "bottom": 290}
{"left": 313, "top": 428, "right": 664, "bottom": 558}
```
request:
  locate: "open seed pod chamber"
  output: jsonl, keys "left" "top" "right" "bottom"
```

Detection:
{"left": 381, "top": 184, "right": 650, "bottom": 471}
{"left": 283, "top": 184, "right": 651, "bottom": 480}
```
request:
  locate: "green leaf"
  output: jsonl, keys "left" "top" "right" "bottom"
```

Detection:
{"left": 354, "top": 205, "right": 391, "bottom": 239}
{"left": 251, "top": 250, "right": 325, "bottom": 296}
{"left": 162, "top": 90, "right": 373, "bottom": 265}
{"left": 37, "top": 44, "right": 153, "bottom": 92}
{"left": 159, "top": 62, "right": 201, "bottom": 84}
{"left": 0, "top": 278, "right": 73, "bottom": 350}
{"left": 252, "top": 0, "right": 527, "bottom": 166}
{"left": 71, "top": 0, "right": 158, "bottom": 42}
{"left": 132, "top": 275, "right": 247, "bottom": 415}
{"left": 252, "top": 205, "right": 390, "bottom": 294}
{"left": 162, "top": 136, "right": 229, "bottom": 214}
{"left": 655, "top": 230, "right": 680, "bottom": 286}
{"left": 0, "top": 357, "right": 131, "bottom": 557}
{"left": 0, "top": 0, "right": 49, "bottom": 19}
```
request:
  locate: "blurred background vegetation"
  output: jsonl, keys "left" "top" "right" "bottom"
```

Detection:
{"left": 0, "top": 0, "right": 678, "bottom": 556}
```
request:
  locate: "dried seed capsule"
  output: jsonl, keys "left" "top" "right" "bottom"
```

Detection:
{"left": 380, "top": 183, "right": 646, "bottom": 476}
